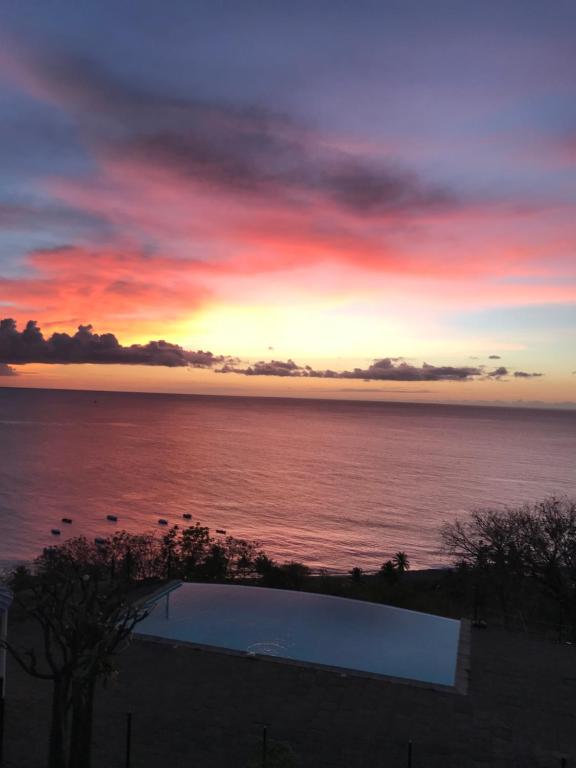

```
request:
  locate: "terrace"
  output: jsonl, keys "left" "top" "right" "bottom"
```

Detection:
{"left": 3, "top": 585, "right": 574, "bottom": 767}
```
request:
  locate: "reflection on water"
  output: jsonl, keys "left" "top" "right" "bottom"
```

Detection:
{"left": 1, "top": 388, "right": 576, "bottom": 569}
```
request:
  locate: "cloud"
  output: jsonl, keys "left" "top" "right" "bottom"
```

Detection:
{"left": 0, "top": 45, "right": 497, "bottom": 337}
{"left": 0, "top": 319, "right": 548, "bottom": 384}
{"left": 219, "top": 357, "right": 485, "bottom": 382}
{"left": 11, "top": 48, "right": 454, "bottom": 219}
{"left": 2, "top": 39, "right": 575, "bottom": 340}
{"left": 0, "top": 245, "right": 211, "bottom": 333}
{"left": 487, "top": 366, "right": 508, "bottom": 378}
{"left": 513, "top": 370, "right": 544, "bottom": 378}
{"left": 488, "top": 354, "right": 501, "bottom": 359}
{"left": 0, "top": 319, "right": 229, "bottom": 368}
{"left": 4, "top": 44, "right": 495, "bottom": 288}
{"left": 219, "top": 358, "right": 547, "bottom": 382}
{"left": 219, "top": 359, "right": 302, "bottom": 377}
{"left": 485, "top": 366, "right": 544, "bottom": 380}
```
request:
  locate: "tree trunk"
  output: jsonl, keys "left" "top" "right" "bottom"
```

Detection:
{"left": 68, "top": 677, "right": 96, "bottom": 768}
{"left": 48, "top": 677, "right": 70, "bottom": 768}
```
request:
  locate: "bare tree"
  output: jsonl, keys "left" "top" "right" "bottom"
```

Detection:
{"left": 442, "top": 497, "right": 576, "bottom": 630}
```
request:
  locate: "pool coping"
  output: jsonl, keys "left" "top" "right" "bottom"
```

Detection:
{"left": 135, "top": 584, "right": 471, "bottom": 695}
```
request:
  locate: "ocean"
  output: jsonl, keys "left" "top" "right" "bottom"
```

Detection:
{"left": 1, "top": 387, "right": 575, "bottom": 571}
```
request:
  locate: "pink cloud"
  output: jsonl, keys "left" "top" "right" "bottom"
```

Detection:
{"left": 1, "top": 244, "right": 212, "bottom": 336}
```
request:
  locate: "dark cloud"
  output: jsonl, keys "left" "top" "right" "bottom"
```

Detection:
{"left": 219, "top": 357, "right": 484, "bottom": 382}
{"left": 30, "top": 51, "right": 456, "bottom": 218}
{"left": 342, "top": 359, "right": 483, "bottom": 381}
{"left": 218, "top": 358, "right": 544, "bottom": 382}
{"left": 484, "top": 367, "right": 544, "bottom": 380}
{"left": 488, "top": 354, "right": 501, "bottom": 359}
{"left": 219, "top": 359, "right": 302, "bottom": 377}
{"left": 487, "top": 366, "right": 508, "bottom": 378}
{"left": 0, "top": 319, "right": 228, "bottom": 368}
{"left": 0, "top": 362, "right": 17, "bottom": 377}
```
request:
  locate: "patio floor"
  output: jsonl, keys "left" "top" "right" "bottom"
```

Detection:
{"left": 3, "top": 613, "right": 575, "bottom": 767}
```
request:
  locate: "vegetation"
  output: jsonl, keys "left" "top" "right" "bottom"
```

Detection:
{"left": 377, "top": 551, "right": 411, "bottom": 585}
{"left": 1, "top": 524, "right": 313, "bottom": 767}
{"left": 5, "top": 497, "right": 574, "bottom": 766}
{"left": 31, "top": 525, "right": 311, "bottom": 588}
{"left": 392, "top": 551, "right": 410, "bottom": 573}
{"left": 3, "top": 542, "right": 149, "bottom": 768}
{"left": 442, "top": 497, "right": 576, "bottom": 636}
{"left": 256, "top": 557, "right": 311, "bottom": 589}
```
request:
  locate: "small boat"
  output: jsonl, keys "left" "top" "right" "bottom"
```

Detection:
{"left": 158, "top": 518, "right": 168, "bottom": 526}
{"left": 94, "top": 537, "right": 107, "bottom": 545}
{"left": 51, "top": 529, "right": 61, "bottom": 536}
{"left": 182, "top": 513, "right": 192, "bottom": 520}
{"left": 61, "top": 518, "right": 73, "bottom": 524}
{"left": 106, "top": 515, "right": 118, "bottom": 522}
{"left": 216, "top": 529, "right": 227, "bottom": 535}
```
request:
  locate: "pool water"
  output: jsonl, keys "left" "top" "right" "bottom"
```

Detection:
{"left": 137, "top": 583, "right": 461, "bottom": 687}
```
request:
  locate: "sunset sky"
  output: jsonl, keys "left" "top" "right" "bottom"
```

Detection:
{"left": 0, "top": 0, "right": 575, "bottom": 405}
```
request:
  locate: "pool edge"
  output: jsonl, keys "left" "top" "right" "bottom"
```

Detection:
{"left": 135, "top": 616, "right": 471, "bottom": 696}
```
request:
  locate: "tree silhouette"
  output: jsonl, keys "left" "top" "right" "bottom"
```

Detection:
{"left": 2, "top": 541, "right": 149, "bottom": 768}
{"left": 442, "top": 497, "right": 576, "bottom": 633}
{"left": 393, "top": 551, "right": 410, "bottom": 573}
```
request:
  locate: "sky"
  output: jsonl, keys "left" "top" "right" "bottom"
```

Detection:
{"left": 0, "top": 0, "right": 575, "bottom": 406}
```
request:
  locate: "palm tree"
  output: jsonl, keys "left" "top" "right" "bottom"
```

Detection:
{"left": 393, "top": 551, "right": 410, "bottom": 573}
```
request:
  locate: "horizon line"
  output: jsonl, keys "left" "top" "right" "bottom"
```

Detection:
{"left": 1, "top": 383, "right": 575, "bottom": 414}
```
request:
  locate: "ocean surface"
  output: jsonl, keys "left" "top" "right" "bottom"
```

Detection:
{"left": 1, "top": 387, "right": 575, "bottom": 571}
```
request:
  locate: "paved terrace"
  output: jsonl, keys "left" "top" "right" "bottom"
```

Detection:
{"left": 3, "top": 617, "right": 575, "bottom": 767}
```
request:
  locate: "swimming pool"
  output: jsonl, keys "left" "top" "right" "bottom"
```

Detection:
{"left": 137, "top": 583, "right": 463, "bottom": 687}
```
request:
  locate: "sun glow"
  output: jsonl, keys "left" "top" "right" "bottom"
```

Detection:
{"left": 182, "top": 302, "right": 416, "bottom": 363}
